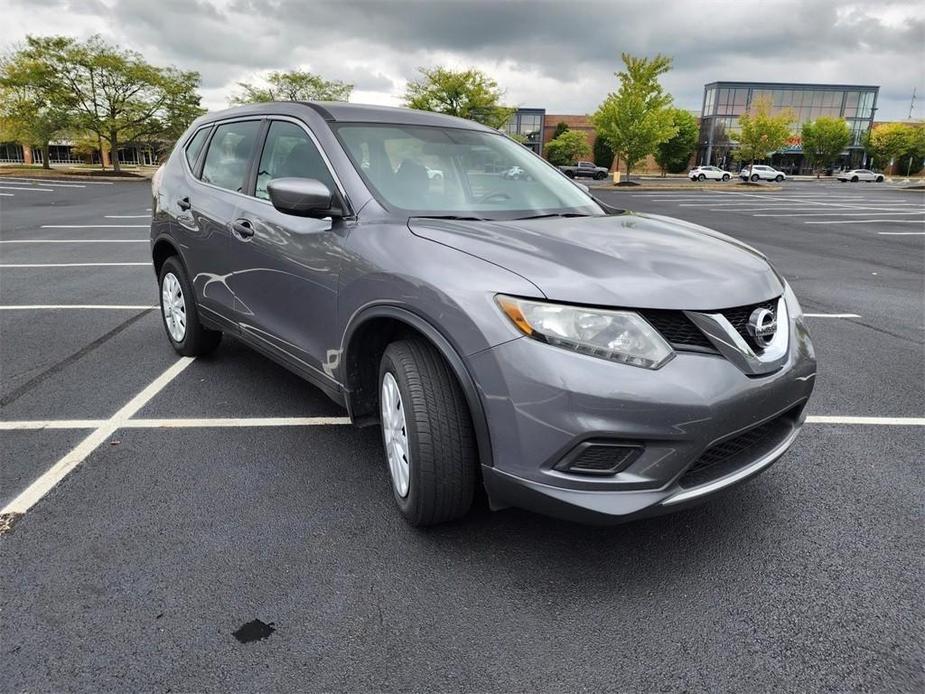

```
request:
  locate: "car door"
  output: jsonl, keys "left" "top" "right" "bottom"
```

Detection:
{"left": 224, "top": 118, "right": 343, "bottom": 381}
{"left": 183, "top": 118, "right": 264, "bottom": 325}
{"left": 861, "top": 169, "right": 875, "bottom": 181}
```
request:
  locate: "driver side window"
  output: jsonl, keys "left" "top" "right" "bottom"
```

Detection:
{"left": 255, "top": 121, "right": 336, "bottom": 201}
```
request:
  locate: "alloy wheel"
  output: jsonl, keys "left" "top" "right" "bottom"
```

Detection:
{"left": 381, "top": 371, "right": 411, "bottom": 497}
{"left": 161, "top": 272, "right": 187, "bottom": 342}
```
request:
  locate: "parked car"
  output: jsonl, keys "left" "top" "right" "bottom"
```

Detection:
{"left": 836, "top": 169, "right": 884, "bottom": 183}
{"left": 151, "top": 102, "right": 816, "bottom": 526}
{"left": 559, "top": 161, "right": 610, "bottom": 180}
{"left": 740, "top": 165, "right": 786, "bottom": 182}
{"left": 689, "top": 165, "right": 732, "bottom": 182}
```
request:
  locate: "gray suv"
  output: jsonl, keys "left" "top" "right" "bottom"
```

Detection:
{"left": 151, "top": 102, "right": 816, "bottom": 526}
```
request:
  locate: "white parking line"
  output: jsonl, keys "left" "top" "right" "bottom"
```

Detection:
{"left": 804, "top": 313, "right": 862, "bottom": 318}
{"left": 105, "top": 215, "right": 150, "bottom": 219}
{"left": 805, "top": 219, "right": 925, "bottom": 225}
{"left": 0, "top": 176, "right": 108, "bottom": 185}
{"left": 0, "top": 239, "right": 148, "bottom": 243}
{"left": 0, "top": 262, "right": 150, "bottom": 268}
{"left": 0, "top": 193, "right": 13, "bottom": 197}
{"left": 41, "top": 224, "right": 149, "bottom": 229}
{"left": 754, "top": 211, "right": 925, "bottom": 217}
{"left": 0, "top": 185, "right": 54, "bottom": 192}
{"left": 0, "top": 357, "right": 195, "bottom": 516}
{"left": 0, "top": 305, "right": 157, "bottom": 310}
{"left": 806, "top": 416, "right": 925, "bottom": 426}
{"left": 878, "top": 231, "right": 925, "bottom": 235}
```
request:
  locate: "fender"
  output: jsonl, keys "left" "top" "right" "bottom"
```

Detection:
{"left": 341, "top": 304, "right": 494, "bottom": 468}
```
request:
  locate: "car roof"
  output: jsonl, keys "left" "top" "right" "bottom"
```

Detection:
{"left": 194, "top": 101, "right": 498, "bottom": 133}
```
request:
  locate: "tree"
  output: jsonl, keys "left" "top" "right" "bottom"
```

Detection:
{"left": 865, "top": 122, "right": 915, "bottom": 174}
{"left": 591, "top": 53, "right": 677, "bottom": 181}
{"left": 897, "top": 125, "right": 925, "bottom": 176}
{"left": 0, "top": 46, "right": 74, "bottom": 169}
{"left": 654, "top": 108, "right": 699, "bottom": 175}
{"left": 403, "top": 66, "right": 514, "bottom": 129}
{"left": 229, "top": 69, "right": 352, "bottom": 104}
{"left": 552, "top": 121, "right": 570, "bottom": 139}
{"left": 544, "top": 129, "right": 591, "bottom": 166}
{"left": 21, "top": 35, "right": 203, "bottom": 172}
{"left": 735, "top": 96, "right": 794, "bottom": 174}
{"left": 801, "top": 117, "right": 851, "bottom": 175}
{"left": 592, "top": 135, "right": 614, "bottom": 169}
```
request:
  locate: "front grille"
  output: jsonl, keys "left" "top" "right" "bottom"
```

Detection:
{"left": 718, "top": 299, "right": 778, "bottom": 345}
{"left": 677, "top": 410, "right": 796, "bottom": 488}
{"left": 640, "top": 310, "right": 715, "bottom": 351}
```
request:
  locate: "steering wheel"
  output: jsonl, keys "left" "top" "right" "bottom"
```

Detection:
{"left": 478, "top": 190, "right": 512, "bottom": 204}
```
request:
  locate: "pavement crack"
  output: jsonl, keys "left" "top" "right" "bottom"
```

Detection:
{"left": 0, "top": 307, "right": 155, "bottom": 408}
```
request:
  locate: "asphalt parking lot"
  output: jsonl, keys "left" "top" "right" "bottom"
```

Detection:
{"left": 1, "top": 176, "right": 923, "bottom": 691}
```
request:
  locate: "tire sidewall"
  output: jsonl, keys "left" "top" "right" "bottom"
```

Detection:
{"left": 159, "top": 257, "right": 195, "bottom": 353}
{"left": 378, "top": 350, "right": 421, "bottom": 517}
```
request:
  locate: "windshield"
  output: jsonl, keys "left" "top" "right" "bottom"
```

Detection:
{"left": 334, "top": 123, "right": 605, "bottom": 219}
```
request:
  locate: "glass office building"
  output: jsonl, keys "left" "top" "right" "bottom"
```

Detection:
{"left": 699, "top": 82, "right": 879, "bottom": 172}
{"left": 503, "top": 108, "right": 546, "bottom": 155}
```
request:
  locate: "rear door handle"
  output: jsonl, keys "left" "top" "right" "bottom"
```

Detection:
{"left": 231, "top": 218, "right": 255, "bottom": 240}
{"left": 177, "top": 196, "right": 191, "bottom": 211}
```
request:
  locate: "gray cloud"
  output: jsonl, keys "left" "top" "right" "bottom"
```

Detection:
{"left": 3, "top": 0, "right": 923, "bottom": 118}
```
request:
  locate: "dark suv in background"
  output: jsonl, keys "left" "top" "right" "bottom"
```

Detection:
{"left": 151, "top": 102, "right": 816, "bottom": 526}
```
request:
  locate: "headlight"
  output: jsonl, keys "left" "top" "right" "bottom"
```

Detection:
{"left": 783, "top": 281, "right": 803, "bottom": 319}
{"left": 495, "top": 295, "right": 674, "bottom": 369}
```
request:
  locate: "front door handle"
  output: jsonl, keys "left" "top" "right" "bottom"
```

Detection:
{"left": 231, "top": 218, "right": 255, "bottom": 240}
{"left": 177, "top": 196, "right": 191, "bottom": 211}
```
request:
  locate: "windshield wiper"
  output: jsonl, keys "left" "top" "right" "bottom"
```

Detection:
{"left": 409, "top": 214, "right": 489, "bottom": 222}
{"left": 513, "top": 212, "right": 593, "bottom": 220}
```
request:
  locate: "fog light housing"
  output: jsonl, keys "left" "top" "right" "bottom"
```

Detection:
{"left": 554, "top": 441, "right": 643, "bottom": 476}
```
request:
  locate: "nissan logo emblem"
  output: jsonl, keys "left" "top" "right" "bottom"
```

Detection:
{"left": 747, "top": 308, "right": 777, "bottom": 348}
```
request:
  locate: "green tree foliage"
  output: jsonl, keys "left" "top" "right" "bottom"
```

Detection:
{"left": 865, "top": 122, "right": 919, "bottom": 174}
{"left": 735, "top": 96, "right": 794, "bottom": 170}
{"left": 654, "top": 108, "right": 699, "bottom": 175}
{"left": 801, "top": 117, "right": 851, "bottom": 174}
{"left": 229, "top": 69, "right": 353, "bottom": 105}
{"left": 592, "top": 135, "right": 614, "bottom": 169}
{"left": 403, "top": 66, "right": 514, "bottom": 129}
{"left": 897, "top": 125, "right": 925, "bottom": 175}
{"left": 591, "top": 53, "right": 677, "bottom": 181}
{"left": 0, "top": 45, "right": 74, "bottom": 169}
{"left": 552, "top": 121, "right": 570, "bottom": 139}
{"left": 19, "top": 35, "right": 203, "bottom": 171}
{"left": 544, "top": 129, "right": 591, "bottom": 166}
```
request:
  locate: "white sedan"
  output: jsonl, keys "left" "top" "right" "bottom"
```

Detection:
{"left": 689, "top": 165, "right": 732, "bottom": 181}
{"left": 836, "top": 169, "right": 884, "bottom": 183}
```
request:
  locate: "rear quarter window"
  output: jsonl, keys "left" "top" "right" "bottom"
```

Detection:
{"left": 184, "top": 127, "right": 211, "bottom": 170}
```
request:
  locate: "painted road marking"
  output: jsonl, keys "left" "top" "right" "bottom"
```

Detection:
{"left": 0, "top": 357, "right": 195, "bottom": 516}
{"left": 0, "top": 305, "right": 157, "bottom": 310}
{"left": 804, "top": 313, "right": 862, "bottom": 318}
{"left": 0, "top": 185, "right": 54, "bottom": 192}
{"left": 0, "top": 193, "right": 12, "bottom": 197}
{"left": 806, "top": 416, "right": 925, "bottom": 426}
{"left": 0, "top": 176, "right": 108, "bottom": 185}
{"left": 41, "top": 224, "right": 149, "bottom": 229}
{"left": 753, "top": 211, "right": 925, "bottom": 217}
{"left": 105, "top": 215, "right": 151, "bottom": 219}
{"left": 0, "top": 262, "right": 151, "bottom": 268}
{"left": 804, "top": 219, "right": 925, "bottom": 225}
{"left": 878, "top": 231, "right": 925, "bottom": 235}
{"left": 0, "top": 239, "right": 148, "bottom": 243}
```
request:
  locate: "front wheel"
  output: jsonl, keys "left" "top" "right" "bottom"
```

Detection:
{"left": 697, "top": 173, "right": 706, "bottom": 181}
{"left": 565, "top": 170, "right": 575, "bottom": 178}
{"left": 851, "top": 176, "right": 859, "bottom": 182}
{"left": 722, "top": 174, "right": 730, "bottom": 181}
{"left": 775, "top": 175, "right": 784, "bottom": 182}
{"left": 379, "top": 339, "right": 477, "bottom": 526}
{"left": 750, "top": 174, "right": 760, "bottom": 182}
{"left": 594, "top": 171, "right": 607, "bottom": 180}
{"left": 876, "top": 176, "right": 883, "bottom": 183}
{"left": 158, "top": 256, "right": 221, "bottom": 356}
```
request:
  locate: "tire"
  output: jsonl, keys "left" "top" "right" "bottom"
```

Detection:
{"left": 722, "top": 174, "right": 730, "bottom": 181}
{"left": 750, "top": 174, "right": 760, "bottom": 182}
{"left": 565, "top": 170, "right": 575, "bottom": 178}
{"left": 379, "top": 339, "right": 476, "bottom": 526}
{"left": 851, "top": 176, "right": 858, "bottom": 182}
{"left": 775, "top": 175, "right": 784, "bottom": 182}
{"left": 697, "top": 173, "right": 706, "bottom": 181}
{"left": 876, "top": 176, "right": 883, "bottom": 183}
{"left": 158, "top": 255, "right": 221, "bottom": 356}
{"left": 594, "top": 171, "right": 606, "bottom": 180}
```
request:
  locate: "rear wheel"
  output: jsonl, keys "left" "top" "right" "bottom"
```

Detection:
{"left": 565, "top": 170, "right": 575, "bottom": 178}
{"left": 594, "top": 171, "right": 606, "bottom": 180}
{"left": 775, "top": 174, "right": 784, "bottom": 182}
{"left": 750, "top": 174, "right": 760, "bottom": 182}
{"left": 158, "top": 256, "right": 221, "bottom": 356}
{"left": 722, "top": 174, "right": 730, "bottom": 181}
{"left": 697, "top": 173, "right": 706, "bottom": 181}
{"left": 851, "top": 175, "right": 859, "bottom": 182}
{"left": 379, "top": 339, "right": 476, "bottom": 526}
{"left": 876, "top": 175, "right": 884, "bottom": 183}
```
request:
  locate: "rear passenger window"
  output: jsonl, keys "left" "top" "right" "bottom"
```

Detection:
{"left": 184, "top": 127, "right": 211, "bottom": 170}
{"left": 200, "top": 120, "right": 261, "bottom": 193}
{"left": 255, "top": 121, "right": 337, "bottom": 200}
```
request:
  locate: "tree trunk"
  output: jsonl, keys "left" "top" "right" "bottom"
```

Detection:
{"left": 110, "top": 130, "right": 120, "bottom": 173}
{"left": 42, "top": 142, "right": 51, "bottom": 170}
{"left": 625, "top": 159, "right": 631, "bottom": 183}
{"left": 97, "top": 132, "right": 106, "bottom": 170}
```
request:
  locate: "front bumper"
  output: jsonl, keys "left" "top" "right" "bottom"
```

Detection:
{"left": 468, "top": 315, "right": 816, "bottom": 524}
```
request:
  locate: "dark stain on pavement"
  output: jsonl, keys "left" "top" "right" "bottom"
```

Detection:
{"left": 232, "top": 619, "right": 275, "bottom": 643}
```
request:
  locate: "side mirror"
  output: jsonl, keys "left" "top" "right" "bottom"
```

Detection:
{"left": 267, "top": 177, "right": 342, "bottom": 218}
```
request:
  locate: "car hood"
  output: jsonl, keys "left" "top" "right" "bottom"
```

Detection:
{"left": 409, "top": 212, "right": 783, "bottom": 310}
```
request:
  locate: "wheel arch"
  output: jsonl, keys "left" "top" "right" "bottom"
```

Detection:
{"left": 151, "top": 234, "right": 185, "bottom": 278}
{"left": 341, "top": 304, "right": 494, "bottom": 468}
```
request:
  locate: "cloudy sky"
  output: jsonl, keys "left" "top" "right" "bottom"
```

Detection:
{"left": 4, "top": 0, "right": 924, "bottom": 120}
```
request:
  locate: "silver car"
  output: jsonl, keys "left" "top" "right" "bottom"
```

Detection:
{"left": 740, "top": 165, "right": 786, "bottom": 182}
{"left": 151, "top": 103, "right": 816, "bottom": 526}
